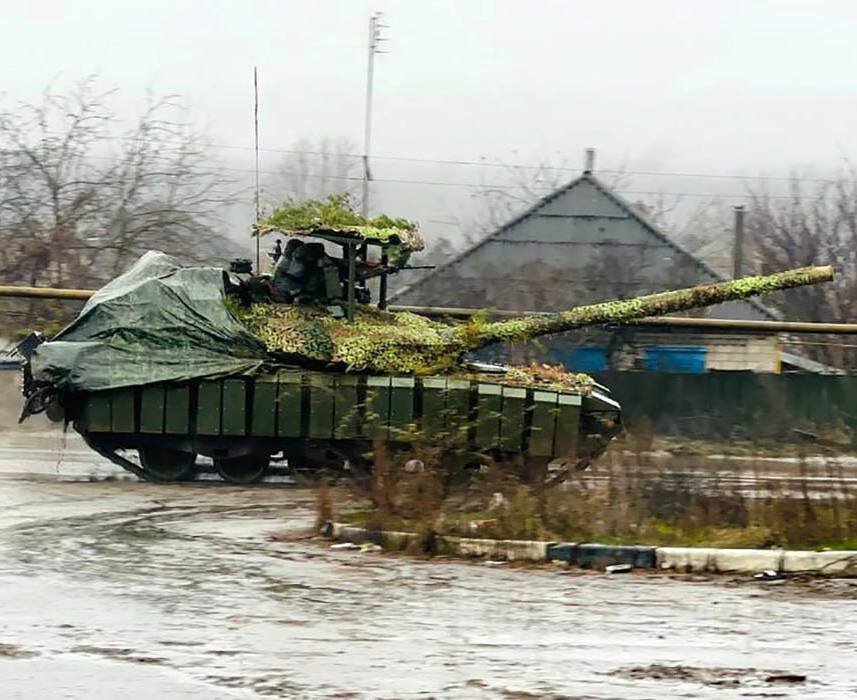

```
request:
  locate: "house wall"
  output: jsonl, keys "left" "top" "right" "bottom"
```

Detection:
{"left": 704, "top": 336, "right": 780, "bottom": 373}
{"left": 490, "top": 329, "right": 781, "bottom": 374}
{"left": 611, "top": 332, "right": 780, "bottom": 373}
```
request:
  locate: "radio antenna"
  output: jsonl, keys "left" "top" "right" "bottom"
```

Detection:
{"left": 253, "top": 66, "right": 261, "bottom": 272}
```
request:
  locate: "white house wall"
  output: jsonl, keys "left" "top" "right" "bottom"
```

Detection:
{"left": 704, "top": 336, "right": 781, "bottom": 373}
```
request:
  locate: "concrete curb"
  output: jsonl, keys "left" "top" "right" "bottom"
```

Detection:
{"left": 324, "top": 522, "right": 422, "bottom": 551}
{"left": 435, "top": 536, "right": 550, "bottom": 562}
{"left": 324, "top": 523, "right": 857, "bottom": 576}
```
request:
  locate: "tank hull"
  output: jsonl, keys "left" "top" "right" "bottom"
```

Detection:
{"left": 63, "top": 369, "right": 621, "bottom": 483}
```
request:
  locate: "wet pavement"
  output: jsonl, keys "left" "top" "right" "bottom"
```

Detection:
{"left": 0, "top": 427, "right": 856, "bottom": 697}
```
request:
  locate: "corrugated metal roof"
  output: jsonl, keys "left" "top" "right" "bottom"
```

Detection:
{"left": 392, "top": 172, "right": 779, "bottom": 321}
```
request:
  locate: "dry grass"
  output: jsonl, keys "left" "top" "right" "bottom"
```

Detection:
{"left": 313, "top": 481, "right": 334, "bottom": 530}
{"left": 334, "top": 442, "right": 857, "bottom": 551}
{"left": 541, "top": 463, "right": 857, "bottom": 549}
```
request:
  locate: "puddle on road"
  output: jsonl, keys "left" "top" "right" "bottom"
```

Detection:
{"left": 0, "top": 433, "right": 855, "bottom": 697}
{"left": 614, "top": 663, "right": 810, "bottom": 690}
{"left": 0, "top": 641, "right": 39, "bottom": 659}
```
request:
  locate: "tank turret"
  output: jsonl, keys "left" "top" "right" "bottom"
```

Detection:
{"left": 233, "top": 265, "right": 833, "bottom": 375}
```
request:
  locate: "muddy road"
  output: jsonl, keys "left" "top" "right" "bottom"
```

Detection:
{"left": 0, "top": 431, "right": 856, "bottom": 697}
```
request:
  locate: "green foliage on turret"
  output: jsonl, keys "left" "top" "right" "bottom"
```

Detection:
{"left": 256, "top": 193, "right": 422, "bottom": 249}
{"left": 232, "top": 302, "right": 463, "bottom": 372}
{"left": 230, "top": 300, "right": 596, "bottom": 392}
{"left": 229, "top": 266, "right": 834, "bottom": 376}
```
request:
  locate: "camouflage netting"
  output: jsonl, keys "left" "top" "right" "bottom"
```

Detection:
{"left": 232, "top": 302, "right": 595, "bottom": 392}
{"left": 470, "top": 266, "right": 834, "bottom": 347}
{"left": 231, "top": 266, "right": 834, "bottom": 376}
{"left": 232, "top": 302, "right": 466, "bottom": 373}
{"left": 454, "top": 364, "right": 596, "bottom": 395}
{"left": 256, "top": 193, "right": 424, "bottom": 252}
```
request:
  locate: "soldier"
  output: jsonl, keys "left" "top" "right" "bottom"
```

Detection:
{"left": 271, "top": 239, "right": 345, "bottom": 304}
{"left": 296, "top": 243, "right": 344, "bottom": 303}
{"left": 268, "top": 238, "right": 284, "bottom": 266}
{"left": 271, "top": 239, "right": 304, "bottom": 302}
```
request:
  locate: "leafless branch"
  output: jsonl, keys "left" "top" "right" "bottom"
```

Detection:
{"left": 0, "top": 79, "right": 239, "bottom": 334}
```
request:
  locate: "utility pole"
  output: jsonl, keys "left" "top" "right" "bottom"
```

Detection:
{"left": 362, "top": 12, "right": 388, "bottom": 218}
{"left": 733, "top": 205, "right": 745, "bottom": 279}
{"left": 253, "top": 66, "right": 261, "bottom": 272}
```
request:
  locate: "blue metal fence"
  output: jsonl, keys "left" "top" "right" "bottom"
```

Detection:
{"left": 644, "top": 345, "right": 707, "bottom": 373}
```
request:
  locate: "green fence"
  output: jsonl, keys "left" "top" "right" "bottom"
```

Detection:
{"left": 592, "top": 371, "right": 857, "bottom": 440}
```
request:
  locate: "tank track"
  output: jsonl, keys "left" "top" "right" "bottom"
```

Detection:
{"left": 64, "top": 370, "right": 623, "bottom": 485}
{"left": 81, "top": 429, "right": 621, "bottom": 486}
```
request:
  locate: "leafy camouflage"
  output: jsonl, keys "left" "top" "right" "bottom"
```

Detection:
{"left": 230, "top": 266, "right": 833, "bottom": 376}
{"left": 232, "top": 302, "right": 462, "bottom": 372}
{"left": 256, "top": 193, "right": 424, "bottom": 252}
{"left": 454, "top": 364, "right": 596, "bottom": 395}
{"left": 468, "top": 266, "right": 834, "bottom": 348}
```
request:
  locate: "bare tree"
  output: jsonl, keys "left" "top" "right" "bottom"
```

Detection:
{"left": 745, "top": 170, "right": 857, "bottom": 368}
{"left": 275, "top": 136, "right": 360, "bottom": 202}
{"left": 468, "top": 155, "right": 576, "bottom": 237}
{"left": 629, "top": 193, "right": 687, "bottom": 234}
{"left": 0, "top": 79, "right": 238, "bottom": 334}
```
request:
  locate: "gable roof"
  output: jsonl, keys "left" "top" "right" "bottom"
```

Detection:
{"left": 392, "top": 172, "right": 779, "bottom": 320}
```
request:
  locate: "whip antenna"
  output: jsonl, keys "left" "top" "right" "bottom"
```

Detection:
{"left": 253, "top": 66, "right": 261, "bottom": 272}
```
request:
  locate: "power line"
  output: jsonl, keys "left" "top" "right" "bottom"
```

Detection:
{"left": 12, "top": 152, "right": 826, "bottom": 201}
{"left": 39, "top": 130, "right": 839, "bottom": 185}
{"left": 184, "top": 143, "right": 843, "bottom": 185}
{"left": 259, "top": 168, "right": 827, "bottom": 200}
{"left": 177, "top": 147, "right": 845, "bottom": 186}
{"left": 8, "top": 137, "right": 832, "bottom": 200}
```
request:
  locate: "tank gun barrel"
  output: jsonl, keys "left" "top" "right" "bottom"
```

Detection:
{"left": 390, "top": 307, "right": 857, "bottom": 336}
{"left": 457, "top": 265, "right": 834, "bottom": 352}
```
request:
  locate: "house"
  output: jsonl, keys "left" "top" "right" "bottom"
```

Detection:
{"left": 393, "top": 159, "right": 814, "bottom": 374}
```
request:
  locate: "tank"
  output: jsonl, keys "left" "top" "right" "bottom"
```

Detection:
{"left": 11, "top": 196, "right": 834, "bottom": 484}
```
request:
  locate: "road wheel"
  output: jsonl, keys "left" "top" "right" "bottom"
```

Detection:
{"left": 139, "top": 446, "right": 198, "bottom": 482}
{"left": 214, "top": 454, "right": 269, "bottom": 484}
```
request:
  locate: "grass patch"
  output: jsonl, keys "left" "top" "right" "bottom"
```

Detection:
{"left": 332, "top": 446, "right": 857, "bottom": 551}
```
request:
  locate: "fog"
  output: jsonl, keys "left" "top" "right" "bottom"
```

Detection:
{"left": 2, "top": 0, "right": 856, "bottom": 254}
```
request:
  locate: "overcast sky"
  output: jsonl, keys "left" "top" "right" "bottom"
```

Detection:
{"left": 2, "top": 0, "right": 855, "bottom": 250}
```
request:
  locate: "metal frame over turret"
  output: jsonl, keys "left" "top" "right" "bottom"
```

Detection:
{"left": 252, "top": 194, "right": 426, "bottom": 318}
{"left": 255, "top": 224, "right": 425, "bottom": 319}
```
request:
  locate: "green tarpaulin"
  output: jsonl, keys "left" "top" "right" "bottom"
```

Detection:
{"left": 31, "top": 251, "right": 268, "bottom": 392}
